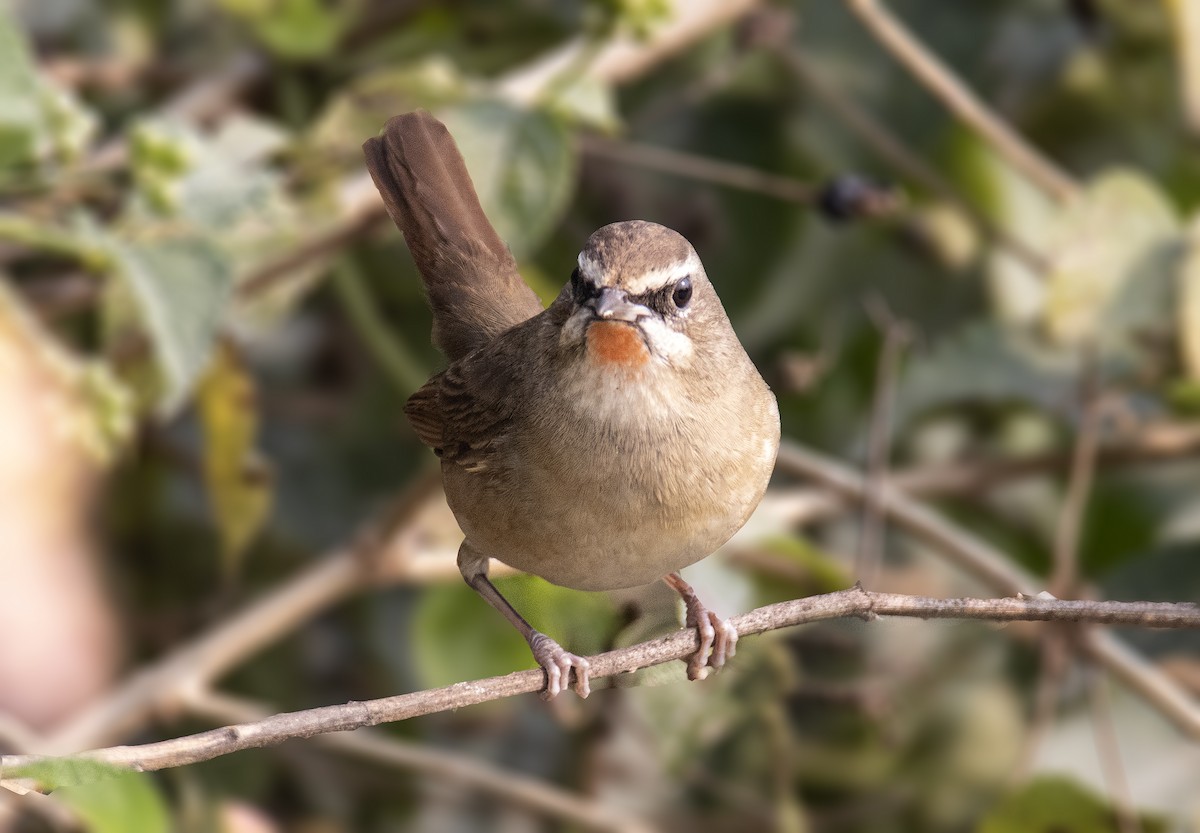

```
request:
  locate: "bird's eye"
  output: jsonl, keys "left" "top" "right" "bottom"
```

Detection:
{"left": 671, "top": 277, "right": 693, "bottom": 309}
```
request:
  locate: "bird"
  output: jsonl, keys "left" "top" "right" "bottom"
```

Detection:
{"left": 362, "top": 111, "right": 780, "bottom": 698}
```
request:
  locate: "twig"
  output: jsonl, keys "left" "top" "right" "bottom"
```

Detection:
{"left": 3, "top": 588, "right": 1196, "bottom": 778}
{"left": 579, "top": 135, "right": 818, "bottom": 204}
{"left": 774, "top": 441, "right": 1200, "bottom": 738}
{"left": 330, "top": 255, "right": 429, "bottom": 392}
{"left": 1051, "top": 375, "right": 1104, "bottom": 598}
{"left": 184, "top": 689, "right": 655, "bottom": 833}
{"left": 1087, "top": 670, "right": 1142, "bottom": 833}
{"left": 42, "top": 473, "right": 447, "bottom": 754}
{"left": 842, "top": 0, "right": 1079, "bottom": 202}
{"left": 1010, "top": 626, "right": 1070, "bottom": 784}
{"left": 779, "top": 47, "right": 1049, "bottom": 274}
{"left": 496, "top": 0, "right": 760, "bottom": 104}
{"left": 856, "top": 297, "right": 911, "bottom": 585}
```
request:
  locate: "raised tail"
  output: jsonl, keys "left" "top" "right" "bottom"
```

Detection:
{"left": 363, "top": 111, "right": 542, "bottom": 362}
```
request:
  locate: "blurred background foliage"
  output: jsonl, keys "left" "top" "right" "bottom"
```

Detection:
{"left": 0, "top": 0, "right": 1198, "bottom": 831}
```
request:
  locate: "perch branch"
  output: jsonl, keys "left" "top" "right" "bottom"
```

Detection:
{"left": 3, "top": 588, "right": 1196, "bottom": 779}
{"left": 183, "top": 689, "right": 654, "bottom": 833}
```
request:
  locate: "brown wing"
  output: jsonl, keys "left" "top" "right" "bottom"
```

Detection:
{"left": 362, "top": 111, "right": 543, "bottom": 363}
{"left": 403, "top": 343, "right": 525, "bottom": 474}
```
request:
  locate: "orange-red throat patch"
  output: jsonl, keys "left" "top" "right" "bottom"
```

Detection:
{"left": 586, "top": 321, "right": 650, "bottom": 368}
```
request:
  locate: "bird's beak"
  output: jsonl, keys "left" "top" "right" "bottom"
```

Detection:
{"left": 589, "top": 287, "right": 644, "bottom": 323}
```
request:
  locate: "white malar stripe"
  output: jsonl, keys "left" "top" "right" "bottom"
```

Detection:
{"left": 639, "top": 316, "right": 694, "bottom": 363}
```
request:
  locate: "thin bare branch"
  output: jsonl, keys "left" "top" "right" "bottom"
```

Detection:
{"left": 185, "top": 689, "right": 655, "bottom": 833}
{"left": 1010, "top": 626, "right": 1070, "bottom": 784}
{"left": 1087, "top": 671, "right": 1143, "bottom": 833}
{"left": 856, "top": 298, "right": 912, "bottom": 585}
{"left": 43, "top": 473, "right": 447, "bottom": 754}
{"left": 579, "top": 136, "right": 819, "bottom": 204}
{"left": 780, "top": 47, "right": 1049, "bottom": 273}
{"left": 842, "top": 0, "right": 1079, "bottom": 202}
{"left": 1051, "top": 378, "right": 1104, "bottom": 597}
{"left": 3, "top": 589, "right": 1195, "bottom": 778}
{"left": 774, "top": 441, "right": 1200, "bottom": 738}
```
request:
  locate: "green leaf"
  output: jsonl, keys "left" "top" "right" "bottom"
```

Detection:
{"left": 950, "top": 130, "right": 1056, "bottom": 325}
{"left": 746, "top": 535, "right": 854, "bottom": 605}
{"left": 1043, "top": 169, "right": 1180, "bottom": 346}
{"left": 92, "top": 226, "right": 234, "bottom": 416}
{"left": 198, "top": 341, "right": 272, "bottom": 574}
{"left": 0, "top": 9, "right": 44, "bottom": 173}
{"left": 1177, "top": 222, "right": 1200, "bottom": 381}
{"left": 979, "top": 776, "right": 1165, "bottom": 833}
{"left": 130, "top": 118, "right": 289, "bottom": 234}
{"left": 0, "top": 11, "right": 97, "bottom": 177}
{"left": 441, "top": 100, "right": 576, "bottom": 258}
{"left": 309, "top": 59, "right": 469, "bottom": 165}
{"left": 411, "top": 574, "right": 617, "bottom": 689}
{"left": 543, "top": 74, "right": 620, "bottom": 133}
{"left": 13, "top": 760, "right": 170, "bottom": 833}
{"left": 894, "top": 321, "right": 1082, "bottom": 430}
{"left": 219, "top": 0, "right": 353, "bottom": 59}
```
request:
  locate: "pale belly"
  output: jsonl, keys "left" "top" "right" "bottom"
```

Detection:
{"left": 443, "top": 402, "right": 777, "bottom": 590}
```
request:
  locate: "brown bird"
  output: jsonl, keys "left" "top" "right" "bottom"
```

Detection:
{"left": 363, "top": 111, "right": 779, "bottom": 698}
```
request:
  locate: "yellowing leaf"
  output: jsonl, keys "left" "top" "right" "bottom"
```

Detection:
{"left": 198, "top": 341, "right": 271, "bottom": 575}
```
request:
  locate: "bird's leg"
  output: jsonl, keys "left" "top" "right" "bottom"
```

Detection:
{"left": 663, "top": 572, "right": 739, "bottom": 681}
{"left": 458, "top": 543, "right": 591, "bottom": 699}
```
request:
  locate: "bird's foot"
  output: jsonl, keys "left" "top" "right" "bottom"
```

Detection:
{"left": 528, "top": 631, "right": 591, "bottom": 699}
{"left": 682, "top": 596, "right": 739, "bottom": 681}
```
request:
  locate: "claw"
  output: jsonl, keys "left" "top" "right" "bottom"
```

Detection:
{"left": 666, "top": 573, "right": 739, "bottom": 682}
{"left": 529, "top": 631, "right": 591, "bottom": 699}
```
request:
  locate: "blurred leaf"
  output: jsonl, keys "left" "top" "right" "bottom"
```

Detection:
{"left": 309, "top": 59, "right": 470, "bottom": 164}
{"left": 218, "top": 0, "right": 353, "bottom": 59}
{"left": 0, "top": 10, "right": 96, "bottom": 177}
{"left": 744, "top": 535, "right": 854, "bottom": 605}
{"left": 411, "top": 574, "right": 617, "bottom": 689}
{"left": 441, "top": 99, "right": 576, "bottom": 258}
{"left": 895, "top": 322, "right": 1081, "bottom": 430}
{"left": 950, "top": 132, "right": 1054, "bottom": 325}
{"left": 0, "top": 9, "right": 44, "bottom": 173}
{"left": 209, "top": 112, "right": 290, "bottom": 167}
{"left": 979, "top": 776, "right": 1165, "bottom": 833}
{"left": 198, "top": 341, "right": 272, "bottom": 574}
{"left": 14, "top": 760, "right": 170, "bottom": 833}
{"left": 1043, "top": 169, "right": 1179, "bottom": 346}
{"left": 92, "top": 226, "right": 234, "bottom": 416}
{"left": 1177, "top": 222, "right": 1200, "bottom": 381}
{"left": 543, "top": 74, "right": 620, "bottom": 132}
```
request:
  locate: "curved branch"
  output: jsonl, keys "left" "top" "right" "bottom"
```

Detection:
{"left": 183, "top": 689, "right": 653, "bottom": 833}
{"left": 4, "top": 589, "right": 1196, "bottom": 777}
{"left": 775, "top": 441, "right": 1200, "bottom": 738}
{"left": 843, "top": 0, "right": 1079, "bottom": 202}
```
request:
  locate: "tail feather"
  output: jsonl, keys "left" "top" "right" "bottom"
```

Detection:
{"left": 363, "top": 111, "right": 542, "bottom": 362}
